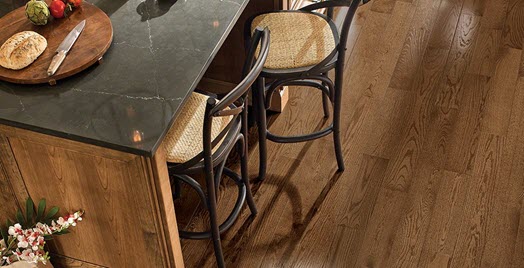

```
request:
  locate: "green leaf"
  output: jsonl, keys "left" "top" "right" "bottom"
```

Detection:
{"left": 26, "top": 197, "right": 34, "bottom": 226}
{"left": 43, "top": 234, "right": 53, "bottom": 241}
{"left": 0, "top": 225, "right": 8, "bottom": 245}
{"left": 36, "top": 199, "right": 46, "bottom": 222}
{"left": 44, "top": 206, "right": 59, "bottom": 221}
{"left": 54, "top": 229, "right": 70, "bottom": 236}
{"left": 16, "top": 209, "right": 25, "bottom": 228}
{"left": 6, "top": 219, "right": 12, "bottom": 228}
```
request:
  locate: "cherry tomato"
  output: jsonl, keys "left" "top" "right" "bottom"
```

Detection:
{"left": 49, "top": 0, "right": 66, "bottom": 19}
{"left": 68, "top": 0, "right": 82, "bottom": 8}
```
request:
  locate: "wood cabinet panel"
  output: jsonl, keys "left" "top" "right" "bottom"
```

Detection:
{"left": 0, "top": 125, "right": 183, "bottom": 268}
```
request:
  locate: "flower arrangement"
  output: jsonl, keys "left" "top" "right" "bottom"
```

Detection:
{"left": 0, "top": 198, "right": 84, "bottom": 267}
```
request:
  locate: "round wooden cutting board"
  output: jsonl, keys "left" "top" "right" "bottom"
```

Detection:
{"left": 0, "top": 2, "right": 113, "bottom": 85}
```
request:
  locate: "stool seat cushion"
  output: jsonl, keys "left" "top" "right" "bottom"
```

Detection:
{"left": 251, "top": 12, "right": 337, "bottom": 69}
{"left": 164, "top": 92, "right": 232, "bottom": 163}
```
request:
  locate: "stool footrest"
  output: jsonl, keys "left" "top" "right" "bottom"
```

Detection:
{"left": 176, "top": 167, "right": 250, "bottom": 240}
{"left": 267, "top": 124, "right": 334, "bottom": 143}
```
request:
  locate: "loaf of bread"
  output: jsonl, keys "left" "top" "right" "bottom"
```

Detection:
{"left": 0, "top": 31, "right": 47, "bottom": 70}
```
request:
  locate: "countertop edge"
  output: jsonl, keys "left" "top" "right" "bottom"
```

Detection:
{"left": 0, "top": 118, "right": 152, "bottom": 156}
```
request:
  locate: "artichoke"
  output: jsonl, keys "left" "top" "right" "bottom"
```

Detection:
{"left": 25, "top": 0, "right": 50, "bottom": 26}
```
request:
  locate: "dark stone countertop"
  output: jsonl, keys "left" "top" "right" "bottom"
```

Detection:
{"left": 0, "top": 0, "right": 248, "bottom": 156}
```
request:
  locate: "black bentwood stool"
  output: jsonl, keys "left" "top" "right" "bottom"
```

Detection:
{"left": 247, "top": 0, "right": 369, "bottom": 181}
{"left": 164, "top": 28, "right": 269, "bottom": 268}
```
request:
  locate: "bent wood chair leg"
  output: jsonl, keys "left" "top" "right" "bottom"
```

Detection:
{"left": 322, "top": 91, "right": 330, "bottom": 118}
{"left": 322, "top": 73, "right": 330, "bottom": 118}
{"left": 241, "top": 100, "right": 258, "bottom": 215}
{"left": 214, "top": 159, "right": 228, "bottom": 202}
{"left": 205, "top": 170, "right": 226, "bottom": 268}
{"left": 333, "top": 63, "right": 345, "bottom": 172}
{"left": 255, "top": 77, "right": 268, "bottom": 181}
{"left": 239, "top": 135, "right": 257, "bottom": 215}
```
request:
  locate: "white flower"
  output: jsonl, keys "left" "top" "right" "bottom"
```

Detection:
{"left": 56, "top": 217, "right": 66, "bottom": 225}
{"left": 8, "top": 223, "right": 22, "bottom": 236}
{"left": 17, "top": 240, "right": 29, "bottom": 249}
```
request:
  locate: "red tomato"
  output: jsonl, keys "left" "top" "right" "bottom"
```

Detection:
{"left": 68, "top": 0, "right": 82, "bottom": 8}
{"left": 49, "top": 0, "right": 66, "bottom": 19}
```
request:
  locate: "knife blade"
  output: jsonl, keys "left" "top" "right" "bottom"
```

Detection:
{"left": 47, "top": 20, "right": 86, "bottom": 76}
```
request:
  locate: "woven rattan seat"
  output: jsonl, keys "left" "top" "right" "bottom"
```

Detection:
{"left": 251, "top": 12, "right": 336, "bottom": 69}
{"left": 164, "top": 92, "right": 232, "bottom": 163}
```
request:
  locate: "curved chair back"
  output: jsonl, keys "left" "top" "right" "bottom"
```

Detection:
{"left": 300, "top": 0, "right": 369, "bottom": 72}
{"left": 202, "top": 27, "right": 270, "bottom": 163}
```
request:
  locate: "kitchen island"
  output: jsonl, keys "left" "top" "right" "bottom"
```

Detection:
{"left": 0, "top": 0, "right": 251, "bottom": 267}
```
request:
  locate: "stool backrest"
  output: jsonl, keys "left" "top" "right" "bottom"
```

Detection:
{"left": 209, "top": 27, "right": 270, "bottom": 116}
{"left": 201, "top": 27, "right": 270, "bottom": 163}
{"left": 300, "top": 0, "right": 368, "bottom": 71}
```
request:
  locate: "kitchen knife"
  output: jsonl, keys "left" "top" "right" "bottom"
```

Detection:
{"left": 47, "top": 20, "right": 86, "bottom": 76}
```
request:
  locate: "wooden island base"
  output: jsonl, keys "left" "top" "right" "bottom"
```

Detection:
{"left": 0, "top": 124, "right": 184, "bottom": 268}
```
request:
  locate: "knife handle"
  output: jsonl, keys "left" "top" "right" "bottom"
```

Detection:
{"left": 47, "top": 51, "right": 67, "bottom": 76}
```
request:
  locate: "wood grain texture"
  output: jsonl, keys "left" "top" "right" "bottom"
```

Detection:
{"left": 0, "top": 2, "right": 112, "bottom": 85}
{"left": 179, "top": 1, "right": 524, "bottom": 267}
{"left": 388, "top": 0, "right": 442, "bottom": 91}
{"left": 450, "top": 134, "right": 503, "bottom": 268}
{"left": 441, "top": 75, "right": 491, "bottom": 174}
{"left": 467, "top": 29, "right": 502, "bottom": 77}
{"left": 0, "top": 125, "right": 183, "bottom": 268}
{"left": 435, "top": 13, "right": 481, "bottom": 111}
{"left": 427, "top": 0, "right": 465, "bottom": 50}
{"left": 503, "top": 0, "right": 524, "bottom": 49}
{"left": 51, "top": 254, "right": 106, "bottom": 268}
{"left": 0, "top": 134, "right": 27, "bottom": 223}
{"left": 371, "top": 0, "right": 397, "bottom": 14}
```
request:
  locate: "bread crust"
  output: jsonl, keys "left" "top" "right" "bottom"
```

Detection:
{"left": 0, "top": 31, "right": 47, "bottom": 70}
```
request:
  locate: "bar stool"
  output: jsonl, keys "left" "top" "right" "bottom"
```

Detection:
{"left": 246, "top": 0, "right": 369, "bottom": 181}
{"left": 164, "top": 28, "right": 270, "bottom": 268}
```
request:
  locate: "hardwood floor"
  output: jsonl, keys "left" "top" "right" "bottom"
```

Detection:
{"left": 176, "top": 0, "right": 524, "bottom": 266}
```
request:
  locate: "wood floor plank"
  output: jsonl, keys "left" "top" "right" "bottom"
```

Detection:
{"left": 287, "top": 154, "right": 389, "bottom": 268}
{"left": 479, "top": 0, "right": 508, "bottom": 30}
{"left": 481, "top": 47, "right": 522, "bottom": 135}
{"left": 427, "top": 0, "right": 466, "bottom": 50}
{"left": 440, "top": 74, "right": 491, "bottom": 174}
{"left": 346, "top": 1, "right": 416, "bottom": 100}
{"left": 352, "top": 187, "right": 410, "bottom": 267}
{"left": 382, "top": 47, "right": 448, "bottom": 192}
{"left": 502, "top": 0, "right": 524, "bottom": 49}
{"left": 498, "top": 78, "right": 524, "bottom": 267}
{"left": 450, "top": 133, "right": 504, "bottom": 268}
{"left": 462, "top": 0, "right": 486, "bottom": 16}
{"left": 384, "top": 166, "right": 443, "bottom": 268}
{"left": 513, "top": 197, "right": 524, "bottom": 267}
{"left": 371, "top": 0, "right": 397, "bottom": 14}
{"left": 365, "top": 89, "right": 415, "bottom": 159}
{"left": 467, "top": 29, "right": 503, "bottom": 77}
{"left": 388, "top": 0, "right": 443, "bottom": 91}
{"left": 417, "top": 171, "right": 470, "bottom": 268}
{"left": 436, "top": 13, "right": 482, "bottom": 111}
